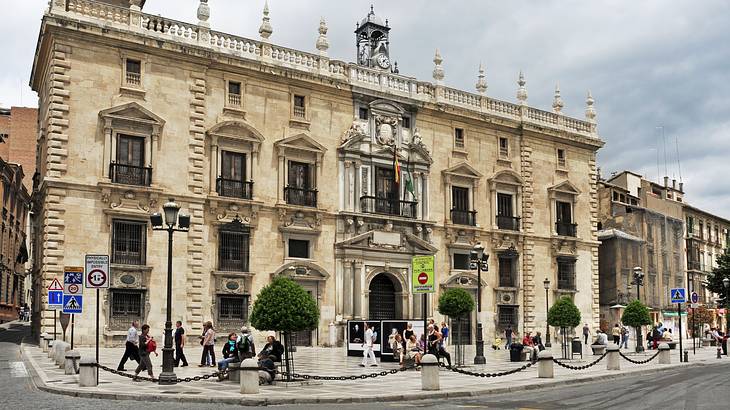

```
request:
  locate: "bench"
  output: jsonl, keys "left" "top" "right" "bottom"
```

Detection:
{"left": 667, "top": 341, "right": 677, "bottom": 350}
{"left": 591, "top": 344, "right": 607, "bottom": 355}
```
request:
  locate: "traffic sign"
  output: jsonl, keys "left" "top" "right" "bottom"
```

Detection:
{"left": 85, "top": 255, "right": 110, "bottom": 289}
{"left": 48, "top": 278, "right": 64, "bottom": 291}
{"left": 64, "top": 267, "right": 83, "bottom": 285}
{"left": 65, "top": 283, "right": 82, "bottom": 295}
{"left": 691, "top": 292, "right": 699, "bottom": 304}
{"left": 411, "top": 255, "right": 435, "bottom": 294}
{"left": 48, "top": 290, "right": 63, "bottom": 310}
{"left": 62, "top": 294, "right": 83, "bottom": 314}
{"left": 670, "top": 288, "right": 687, "bottom": 304}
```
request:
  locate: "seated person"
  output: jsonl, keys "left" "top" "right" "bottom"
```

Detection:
{"left": 405, "top": 334, "right": 422, "bottom": 365}
{"left": 258, "top": 355, "right": 277, "bottom": 385}
{"left": 258, "top": 335, "right": 284, "bottom": 362}
{"left": 218, "top": 332, "right": 240, "bottom": 373}
{"left": 390, "top": 333, "right": 405, "bottom": 366}
{"left": 594, "top": 330, "right": 608, "bottom": 345}
{"left": 522, "top": 331, "right": 537, "bottom": 360}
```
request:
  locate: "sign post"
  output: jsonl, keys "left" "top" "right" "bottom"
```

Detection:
{"left": 412, "top": 255, "right": 435, "bottom": 343}
{"left": 690, "top": 291, "right": 699, "bottom": 355}
{"left": 63, "top": 266, "right": 84, "bottom": 349}
{"left": 85, "top": 255, "right": 109, "bottom": 381}
{"left": 47, "top": 278, "right": 64, "bottom": 340}
{"left": 671, "top": 288, "right": 686, "bottom": 362}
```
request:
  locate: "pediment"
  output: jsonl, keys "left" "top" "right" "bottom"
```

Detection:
{"left": 549, "top": 180, "right": 581, "bottom": 195}
{"left": 99, "top": 102, "right": 165, "bottom": 126}
{"left": 275, "top": 133, "right": 327, "bottom": 156}
{"left": 273, "top": 261, "right": 330, "bottom": 280}
{"left": 490, "top": 169, "right": 523, "bottom": 186}
{"left": 207, "top": 120, "right": 264, "bottom": 144}
{"left": 336, "top": 230, "right": 437, "bottom": 254}
{"left": 442, "top": 162, "right": 483, "bottom": 180}
{"left": 369, "top": 99, "right": 405, "bottom": 115}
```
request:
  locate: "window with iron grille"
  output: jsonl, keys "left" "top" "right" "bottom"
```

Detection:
{"left": 454, "top": 128, "right": 465, "bottom": 149}
{"left": 288, "top": 239, "right": 310, "bottom": 259}
{"left": 109, "top": 289, "right": 144, "bottom": 330}
{"left": 498, "top": 306, "right": 518, "bottom": 328}
{"left": 557, "top": 257, "right": 576, "bottom": 290}
{"left": 218, "top": 226, "right": 250, "bottom": 272}
{"left": 218, "top": 295, "right": 249, "bottom": 322}
{"left": 453, "top": 253, "right": 470, "bottom": 270}
{"left": 112, "top": 220, "right": 146, "bottom": 265}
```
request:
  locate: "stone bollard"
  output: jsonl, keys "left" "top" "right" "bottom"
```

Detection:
{"left": 420, "top": 354, "right": 440, "bottom": 391}
{"left": 239, "top": 358, "right": 259, "bottom": 394}
{"left": 228, "top": 361, "right": 241, "bottom": 383}
{"left": 41, "top": 333, "right": 49, "bottom": 352}
{"left": 47, "top": 340, "right": 55, "bottom": 359}
{"left": 65, "top": 350, "right": 81, "bottom": 375}
{"left": 54, "top": 342, "right": 70, "bottom": 367}
{"left": 658, "top": 343, "right": 671, "bottom": 364}
{"left": 537, "top": 350, "right": 554, "bottom": 378}
{"left": 78, "top": 358, "right": 98, "bottom": 387}
{"left": 606, "top": 345, "right": 620, "bottom": 371}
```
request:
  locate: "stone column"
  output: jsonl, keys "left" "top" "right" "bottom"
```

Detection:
{"left": 658, "top": 343, "right": 671, "bottom": 364}
{"left": 209, "top": 137, "right": 219, "bottom": 195}
{"left": 343, "top": 260, "right": 353, "bottom": 319}
{"left": 537, "top": 350, "right": 554, "bottom": 378}
{"left": 277, "top": 155, "right": 285, "bottom": 204}
{"left": 239, "top": 358, "right": 259, "bottom": 394}
{"left": 420, "top": 354, "right": 439, "bottom": 390}
{"left": 354, "top": 162, "right": 361, "bottom": 212}
{"left": 606, "top": 345, "right": 620, "bottom": 370}
{"left": 344, "top": 161, "right": 352, "bottom": 211}
{"left": 422, "top": 173, "right": 430, "bottom": 220}
{"left": 149, "top": 133, "right": 159, "bottom": 185}
{"left": 353, "top": 260, "right": 363, "bottom": 319}
{"left": 444, "top": 175, "right": 451, "bottom": 223}
{"left": 102, "top": 126, "right": 112, "bottom": 178}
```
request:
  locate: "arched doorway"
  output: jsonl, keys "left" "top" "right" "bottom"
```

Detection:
{"left": 369, "top": 273, "right": 397, "bottom": 320}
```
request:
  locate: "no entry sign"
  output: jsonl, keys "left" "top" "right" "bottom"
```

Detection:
{"left": 85, "top": 255, "right": 110, "bottom": 289}
{"left": 411, "top": 255, "right": 435, "bottom": 294}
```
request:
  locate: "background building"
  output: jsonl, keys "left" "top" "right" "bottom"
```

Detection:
{"left": 30, "top": 0, "right": 603, "bottom": 346}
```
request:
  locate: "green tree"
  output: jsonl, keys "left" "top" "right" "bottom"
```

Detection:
{"left": 438, "top": 288, "right": 475, "bottom": 366}
{"left": 621, "top": 300, "right": 651, "bottom": 328}
{"left": 547, "top": 296, "right": 581, "bottom": 328}
{"left": 250, "top": 277, "right": 319, "bottom": 380}
{"left": 706, "top": 250, "right": 730, "bottom": 305}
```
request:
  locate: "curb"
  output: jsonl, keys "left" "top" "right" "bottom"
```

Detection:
{"left": 20, "top": 343, "right": 727, "bottom": 406}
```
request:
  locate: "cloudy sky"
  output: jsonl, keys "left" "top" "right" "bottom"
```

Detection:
{"left": 1, "top": 0, "right": 729, "bottom": 217}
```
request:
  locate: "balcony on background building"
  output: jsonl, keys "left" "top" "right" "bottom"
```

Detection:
{"left": 360, "top": 196, "right": 418, "bottom": 219}
{"left": 556, "top": 222, "right": 578, "bottom": 237}
{"left": 451, "top": 209, "right": 476, "bottom": 226}
{"left": 284, "top": 186, "right": 317, "bottom": 207}
{"left": 497, "top": 215, "right": 520, "bottom": 231}
{"left": 216, "top": 177, "right": 253, "bottom": 200}
{"left": 109, "top": 163, "right": 152, "bottom": 186}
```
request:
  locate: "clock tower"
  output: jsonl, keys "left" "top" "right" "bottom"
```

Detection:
{"left": 355, "top": 6, "right": 392, "bottom": 71}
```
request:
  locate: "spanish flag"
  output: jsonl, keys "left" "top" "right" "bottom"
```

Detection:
{"left": 394, "top": 154, "right": 400, "bottom": 185}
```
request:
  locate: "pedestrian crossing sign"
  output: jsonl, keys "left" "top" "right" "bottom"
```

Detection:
{"left": 62, "top": 294, "right": 83, "bottom": 314}
{"left": 670, "top": 288, "right": 686, "bottom": 304}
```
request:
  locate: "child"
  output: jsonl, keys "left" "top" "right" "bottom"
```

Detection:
{"left": 492, "top": 336, "right": 503, "bottom": 350}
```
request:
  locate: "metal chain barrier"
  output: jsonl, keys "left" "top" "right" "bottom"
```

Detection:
{"left": 619, "top": 350, "right": 660, "bottom": 364}
{"left": 97, "top": 364, "right": 159, "bottom": 383}
{"left": 552, "top": 352, "right": 606, "bottom": 370}
{"left": 280, "top": 363, "right": 417, "bottom": 381}
{"left": 439, "top": 360, "right": 535, "bottom": 377}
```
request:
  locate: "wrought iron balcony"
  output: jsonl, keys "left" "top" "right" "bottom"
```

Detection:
{"left": 284, "top": 186, "right": 318, "bottom": 207}
{"left": 360, "top": 196, "right": 418, "bottom": 219}
{"left": 556, "top": 222, "right": 578, "bottom": 237}
{"left": 216, "top": 177, "right": 253, "bottom": 200}
{"left": 496, "top": 215, "right": 520, "bottom": 231}
{"left": 109, "top": 163, "right": 152, "bottom": 186}
{"left": 451, "top": 209, "right": 476, "bottom": 226}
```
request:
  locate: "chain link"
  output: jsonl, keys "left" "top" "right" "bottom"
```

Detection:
{"left": 98, "top": 364, "right": 159, "bottom": 383}
{"left": 619, "top": 350, "right": 660, "bottom": 364}
{"left": 280, "top": 363, "right": 417, "bottom": 381}
{"left": 439, "top": 360, "right": 535, "bottom": 377}
{"left": 552, "top": 352, "right": 607, "bottom": 370}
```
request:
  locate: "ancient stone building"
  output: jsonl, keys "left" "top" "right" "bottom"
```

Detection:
{"left": 30, "top": 0, "right": 603, "bottom": 346}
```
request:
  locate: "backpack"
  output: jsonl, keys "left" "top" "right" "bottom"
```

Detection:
{"left": 147, "top": 339, "right": 157, "bottom": 353}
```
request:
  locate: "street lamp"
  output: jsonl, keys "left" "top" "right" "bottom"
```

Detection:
{"left": 150, "top": 198, "right": 190, "bottom": 385}
{"left": 543, "top": 278, "right": 552, "bottom": 348}
{"left": 631, "top": 266, "right": 645, "bottom": 353}
{"left": 470, "top": 243, "right": 489, "bottom": 365}
{"left": 723, "top": 278, "right": 730, "bottom": 335}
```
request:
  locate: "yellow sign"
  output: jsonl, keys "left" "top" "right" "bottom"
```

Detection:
{"left": 411, "top": 255, "right": 435, "bottom": 294}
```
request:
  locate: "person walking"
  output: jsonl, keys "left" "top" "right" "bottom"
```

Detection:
{"left": 133, "top": 324, "right": 154, "bottom": 380}
{"left": 117, "top": 320, "right": 140, "bottom": 371}
{"left": 612, "top": 324, "right": 621, "bottom": 345}
{"left": 174, "top": 320, "right": 188, "bottom": 367}
{"left": 505, "top": 325, "right": 513, "bottom": 349}
{"left": 360, "top": 322, "right": 377, "bottom": 367}
{"left": 620, "top": 325, "right": 629, "bottom": 349}
{"left": 583, "top": 323, "right": 591, "bottom": 345}
{"left": 199, "top": 321, "right": 216, "bottom": 367}
{"left": 440, "top": 321, "right": 450, "bottom": 346}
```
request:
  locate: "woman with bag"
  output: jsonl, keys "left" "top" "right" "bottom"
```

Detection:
{"left": 133, "top": 324, "right": 154, "bottom": 381}
{"left": 199, "top": 321, "right": 216, "bottom": 367}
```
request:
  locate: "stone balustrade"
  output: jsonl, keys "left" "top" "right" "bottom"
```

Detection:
{"left": 49, "top": 0, "right": 599, "bottom": 139}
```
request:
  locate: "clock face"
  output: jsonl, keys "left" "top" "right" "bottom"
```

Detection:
{"left": 376, "top": 54, "right": 391, "bottom": 69}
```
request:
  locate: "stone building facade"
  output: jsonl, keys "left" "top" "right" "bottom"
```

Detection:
{"left": 30, "top": 0, "right": 603, "bottom": 346}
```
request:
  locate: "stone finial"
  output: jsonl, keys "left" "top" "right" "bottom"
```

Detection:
{"left": 129, "top": 0, "right": 143, "bottom": 11}
{"left": 259, "top": 0, "right": 273, "bottom": 40}
{"left": 516, "top": 70, "right": 528, "bottom": 105}
{"left": 475, "top": 63, "right": 487, "bottom": 95}
{"left": 316, "top": 17, "right": 329, "bottom": 56}
{"left": 432, "top": 49, "right": 445, "bottom": 85}
{"left": 552, "top": 83, "right": 564, "bottom": 114}
{"left": 197, "top": 0, "right": 210, "bottom": 26}
{"left": 585, "top": 90, "right": 597, "bottom": 122}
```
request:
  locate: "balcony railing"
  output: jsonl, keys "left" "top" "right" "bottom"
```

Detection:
{"left": 284, "top": 186, "right": 317, "bottom": 207}
{"left": 360, "top": 196, "right": 418, "bottom": 218}
{"left": 451, "top": 209, "right": 476, "bottom": 226}
{"left": 228, "top": 93, "right": 241, "bottom": 107}
{"left": 216, "top": 177, "right": 253, "bottom": 200}
{"left": 109, "top": 163, "right": 152, "bottom": 186}
{"left": 125, "top": 72, "right": 141, "bottom": 86}
{"left": 556, "top": 222, "right": 577, "bottom": 237}
{"left": 497, "top": 215, "right": 520, "bottom": 231}
{"left": 293, "top": 106, "right": 306, "bottom": 119}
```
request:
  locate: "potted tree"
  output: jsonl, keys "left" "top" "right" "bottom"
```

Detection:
{"left": 250, "top": 277, "right": 319, "bottom": 381}
{"left": 437, "top": 288, "right": 475, "bottom": 366}
{"left": 547, "top": 296, "right": 581, "bottom": 359}
{"left": 621, "top": 299, "right": 651, "bottom": 353}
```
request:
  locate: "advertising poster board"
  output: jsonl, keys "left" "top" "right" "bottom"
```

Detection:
{"left": 347, "top": 320, "right": 382, "bottom": 356}
{"left": 380, "top": 320, "right": 426, "bottom": 362}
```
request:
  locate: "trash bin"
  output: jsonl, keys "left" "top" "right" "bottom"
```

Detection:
{"left": 510, "top": 343, "right": 523, "bottom": 362}
{"left": 571, "top": 337, "right": 583, "bottom": 359}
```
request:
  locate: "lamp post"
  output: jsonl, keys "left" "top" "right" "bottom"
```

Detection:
{"left": 723, "top": 278, "right": 730, "bottom": 335}
{"left": 631, "top": 266, "right": 645, "bottom": 353}
{"left": 150, "top": 199, "right": 190, "bottom": 385}
{"left": 543, "top": 278, "right": 552, "bottom": 348}
{"left": 470, "top": 243, "right": 489, "bottom": 365}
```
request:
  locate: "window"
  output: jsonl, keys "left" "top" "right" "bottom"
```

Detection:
{"left": 401, "top": 116, "right": 411, "bottom": 129}
{"left": 499, "top": 137, "right": 509, "bottom": 157}
{"left": 227, "top": 81, "right": 242, "bottom": 107}
{"left": 288, "top": 239, "right": 310, "bottom": 259}
{"left": 557, "top": 258, "right": 576, "bottom": 290}
{"left": 285, "top": 161, "right": 316, "bottom": 207}
{"left": 293, "top": 95, "right": 306, "bottom": 119}
{"left": 218, "top": 295, "right": 249, "bottom": 323}
{"left": 112, "top": 134, "right": 150, "bottom": 186}
{"left": 454, "top": 128, "right": 465, "bottom": 149}
{"left": 498, "top": 306, "right": 518, "bottom": 328}
{"left": 451, "top": 186, "right": 474, "bottom": 225}
{"left": 453, "top": 253, "right": 470, "bottom": 270}
{"left": 557, "top": 148, "right": 566, "bottom": 168}
{"left": 496, "top": 193, "right": 519, "bottom": 230}
{"left": 556, "top": 201, "right": 575, "bottom": 236}
{"left": 109, "top": 289, "right": 144, "bottom": 329}
{"left": 358, "top": 107, "right": 369, "bottom": 120}
{"left": 125, "top": 59, "right": 141, "bottom": 86}
{"left": 218, "top": 226, "right": 250, "bottom": 272}
{"left": 498, "top": 255, "right": 516, "bottom": 287}
{"left": 112, "top": 220, "right": 146, "bottom": 265}
{"left": 218, "top": 151, "right": 250, "bottom": 199}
